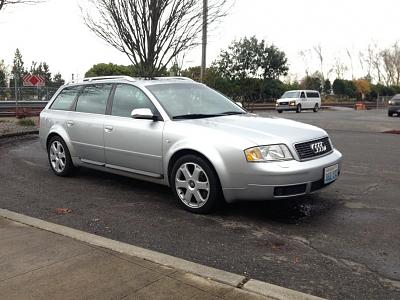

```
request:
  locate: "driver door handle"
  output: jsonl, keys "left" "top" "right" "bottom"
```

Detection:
{"left": 105, "top": 125, "right": 113, "bottom": 133}
{"left": 66, "top": 121, "right": 74, "bottom": 127}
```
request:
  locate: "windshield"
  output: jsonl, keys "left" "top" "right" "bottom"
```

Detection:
{"left": 390, "top": 100, "right": 400, "bottom": 105}
{"left": 146, "top": 83, "right": 245, "bottom": 119}
{"left": 281, "top": 91, "right": 300, "bottom": 98}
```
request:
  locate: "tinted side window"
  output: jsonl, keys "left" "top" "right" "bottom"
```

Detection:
{"left": 50, "top": 86, "right": 81, "bottom": 111}
{"left": 75, "top": 84, "right": 112, "bottom": 114}
{"left": 111, "top": 84, "right": 156, "bottom": 118}
{"left": 300, "top": 92, "right": 306, "bottom": 98}
{"left": 306, "top": 92, "right": 320, "bottom": 98}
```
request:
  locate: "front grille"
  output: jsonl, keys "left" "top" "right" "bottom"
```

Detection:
{"left": 279, "top": 102, "right": 289, "bottom": 105}
{"left": 294, "top": 137, "right": 332, "bottom": 160}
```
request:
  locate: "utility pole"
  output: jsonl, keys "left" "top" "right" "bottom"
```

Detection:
{"left": 14, "top": 74, "right": 18, "bottom": 117}
{"left": 200, "top": 0, "right": 208, "bottom": 83}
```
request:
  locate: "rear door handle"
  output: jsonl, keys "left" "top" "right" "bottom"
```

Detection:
{"left": 104, "top": 125, "right": 113, "bottom": 133}
{"left": 66, "top": 121, "right": 74, "bottom": 127}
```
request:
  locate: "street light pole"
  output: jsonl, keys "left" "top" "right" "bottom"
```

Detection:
{"left": 200, "top": 0, "right": 208, "bottom": 83}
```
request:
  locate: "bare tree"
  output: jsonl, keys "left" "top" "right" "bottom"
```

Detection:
{"left": 331, "top": 56, "right": 348, "bottom": 79}
{"left": 363, "top": 44, "right": 386, "bottom": 84}
{"left": 381, "top": 42, "right": 400, "bottom": 86}
{"left": 82, "top": 0, "right": 231, "bottom": 77}
{"left": 346, "top": 48, "right": 354, "bottom": 79}
{"left": 0, "top": 0, "right": 41, "bottom": 11}
{"left": 298, "top": 49, "right": 312, "bottom": 76}
{"left": 313, "top": 44, "right": 324, "bottom": 80}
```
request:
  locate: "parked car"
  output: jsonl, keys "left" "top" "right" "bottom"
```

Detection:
{"left": 276, "top": 90, "right": 321, "bottom": 113}
{"left": 39, "top": 76, "right": 342, "bottom": 214}
{"left": 388, "top": 94, "right": 400, "bottom": 117}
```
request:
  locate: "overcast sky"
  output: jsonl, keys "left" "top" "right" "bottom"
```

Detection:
{"left": 1, "top": 0, "right": 399, "bottom": 82}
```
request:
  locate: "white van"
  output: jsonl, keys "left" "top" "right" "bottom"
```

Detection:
{"left": 276, "top": 90, "right": 321, "bottom": 113}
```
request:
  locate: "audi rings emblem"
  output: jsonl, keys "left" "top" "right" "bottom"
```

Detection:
{"left": 310, "top": 142, "right": 327, "bottom": 154}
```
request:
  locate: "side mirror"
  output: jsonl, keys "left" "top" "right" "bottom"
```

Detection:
{"left": 131, "top": 108, "right": 156, "bottom": 120}
{"left": 236, "top": 102, "right": 243, "bottom": 108}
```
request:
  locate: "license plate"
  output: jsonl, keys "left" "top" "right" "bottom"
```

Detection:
{"left": 324, "top": 164, "right": 339, "bottom": 184}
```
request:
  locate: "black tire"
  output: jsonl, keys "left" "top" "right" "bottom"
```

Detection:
{"left": 171, "top": 155, "right": 221, "bottom": 214}
{"left": 296, "top": 104, "right": 302, "bottom": 113}
{"left": 47, "top": 135, "right": 74, "bottom": 177}
{"left": 277, "top": 110, "right": 283, "bottom": 114}
{"left": 388, "top": 111, "right": 393, "bottom": 117}
{"left": 313, "top": 104, "right": 319, "bottom": 112}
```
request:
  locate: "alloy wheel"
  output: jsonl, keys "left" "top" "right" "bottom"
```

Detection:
{"left": 175, "top": 162, "right": 210, "bottom": 208}
{"left": 49, "top": 141, "right": 66, "bottom": 173}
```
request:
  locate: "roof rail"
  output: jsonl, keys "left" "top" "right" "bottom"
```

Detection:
{"left": 82, "top": 76, "right": 136, "bottom": 82}
{"left": 154, "top": 77, "right": 194, "bottom": 82}
{"left": 81, "top": 76, "right": 194, "bottom": 83}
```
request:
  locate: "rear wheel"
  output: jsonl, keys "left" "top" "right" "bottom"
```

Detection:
{"left": 47, "top": 136, "right": 74, "bottom": 177}
{"left": 296, "top": 104, "right": 302, "bottom": 113}
{"left": 313, "top": 103, "right": 319, "bottom": 112}
{"left": 171, "top": 155, "right": 221, "bottom": 214}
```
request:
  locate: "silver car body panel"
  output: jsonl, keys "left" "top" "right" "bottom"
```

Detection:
{"left": 40, "top": 79, "right": 342, "bottom": 203}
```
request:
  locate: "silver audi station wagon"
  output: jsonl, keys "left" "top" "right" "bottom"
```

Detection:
{"left": 39, "top": 76, "right": 342, "bottom": 213}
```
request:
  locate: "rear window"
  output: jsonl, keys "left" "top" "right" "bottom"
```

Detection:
{"left": 75, "top": 84, "right": 112, "bottom": 115}
{"left": 50, "top": 86, "right": 81, "bottom": 111}
{"left": 306, "top": 92, "right": 320, "bottom": 98}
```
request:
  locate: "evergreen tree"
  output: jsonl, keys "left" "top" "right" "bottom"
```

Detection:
{"left": 323, "top": 79, "right": 332, "bottom": 94}
{"left": 11, "top": 48, "right": 26, "bottom": 87}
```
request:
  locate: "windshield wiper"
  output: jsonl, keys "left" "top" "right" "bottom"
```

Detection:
{"left": 172, "top": 113, "right": 223, "bottom": 120}
{"left": 172, "top": 111, "right": 246, "bottom": 120}
{"left": 218, "top": 111, "right": 246, "bottom": 115}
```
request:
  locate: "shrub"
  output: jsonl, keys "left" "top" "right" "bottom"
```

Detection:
{"left": 17, "top": 118, "right": 36, "bottom": 127}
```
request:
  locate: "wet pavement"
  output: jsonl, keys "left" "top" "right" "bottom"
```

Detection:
{"left": 0, "top": 110, "right": 399, "bottom": 299}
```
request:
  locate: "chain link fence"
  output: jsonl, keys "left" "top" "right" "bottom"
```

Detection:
{"left": 0, "top": 87, "right": 60, "bottom": 101}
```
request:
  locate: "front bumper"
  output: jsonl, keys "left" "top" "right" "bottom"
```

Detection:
{"left": 276, "top": 105, "right": 296, "bottom": 111}
{"left": 222, "top": 149, "right": 342, "bottom": 203}
{"left": 388, "top": 107, "right": 400, "bottom": 114}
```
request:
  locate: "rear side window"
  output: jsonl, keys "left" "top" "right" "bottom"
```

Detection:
{"left": 50, "top": 86, "right": 81, "bottom": 111}
{"left": 75, "top": 84, "right": 112, "bottom": 114}
{"left": 306, "top": 92, "right": 320, "bottom": 98}
{"left": 111, "top": 84, "right": 156, "bottom": 118}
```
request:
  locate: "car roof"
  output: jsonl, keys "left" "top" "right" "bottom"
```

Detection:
{"left": 284, "top": 90, "right": 320, "bottom": 93}
{"left": 63, "top": 76, "right": 197, "bottom": 88}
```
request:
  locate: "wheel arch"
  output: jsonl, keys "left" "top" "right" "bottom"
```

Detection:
{"left": 45, "top": 126, "right": 75, "bottom": 157}
{"left": 167, "top": 149, "right": 217, "bottom": 183}
{"left": 166, "top": 148, "right": 226, "bottom": 193}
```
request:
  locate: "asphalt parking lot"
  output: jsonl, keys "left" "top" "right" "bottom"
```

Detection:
{"left": 1, "top": 109, "right": 399, "bottom": 299}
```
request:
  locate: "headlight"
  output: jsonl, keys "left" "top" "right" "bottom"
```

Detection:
{"left": 388, "top": 100, "right": 393, "bottom": 105}
{"left": 245, "top": 144, "right": 293, "bottom": 162}
{"left": 290, "top": 100, "right": 296, "bottom": 106}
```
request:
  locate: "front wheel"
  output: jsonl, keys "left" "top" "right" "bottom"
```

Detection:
{"left": 296, "top": 104, "right": 302, "bottom": 113}
{"left": 388, "top": 111, "right": 393, "bottom": 117}
{"left": 277, "top": 110, "right": 283, "bottom": 113}
{"left": 47, "top": 136, "right": 74, "bottom": 177}
{"left": 313, "top": 104, "right": 319, "bottom": 112}
{"left": 171, "top": 155, "right": 221, "bottom": 214}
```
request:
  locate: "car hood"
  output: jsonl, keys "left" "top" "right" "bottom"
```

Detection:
{"left": 277, "top": 98, "right": 297, "bottom": 103}
{"left": 176, "top": 114, "right": 327, "bottom": 147}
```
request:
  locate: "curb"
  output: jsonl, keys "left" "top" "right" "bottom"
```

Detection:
{"left": 0, "top": 208, "right": 325, "bottom": 300}
{"left": 0, "top": 130, "right": 38, "bottom": 140}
